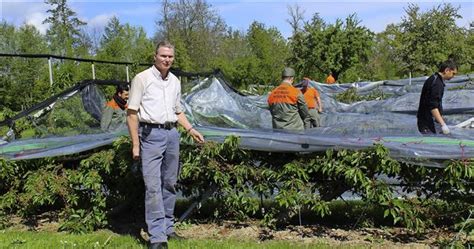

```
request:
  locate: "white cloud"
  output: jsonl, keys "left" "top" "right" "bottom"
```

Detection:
{"left": 2, "top": 2, "right": 49, "bottom": 33}
{"left": 86, "top": 13, "right": 115, "bottom": 29}
{"left": 25, "top": 12, "right": 49, "bottom": 34}
{"left": 2, "top": 2, "right": 48, "bottom": 20}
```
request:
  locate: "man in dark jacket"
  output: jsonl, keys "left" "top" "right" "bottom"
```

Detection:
{"left": 417, "top": 60, "right": 457, "bottom": 134}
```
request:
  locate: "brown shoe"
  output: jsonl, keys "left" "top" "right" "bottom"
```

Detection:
{"left": 167, "top": 232, "right": 185, "bottom": 240}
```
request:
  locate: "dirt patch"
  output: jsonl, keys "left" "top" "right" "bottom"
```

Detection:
{"left": 175, "top": 220, "right": 473, "bottom": 248}
{"left": 7, "top": 212, "right": 60, "bottom": 232}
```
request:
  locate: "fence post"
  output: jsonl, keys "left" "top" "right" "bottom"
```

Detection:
{"left": 126, "top": 65, "right": 130, "bottom": 82}
{"left": 48, "top": 57, "right": 53, "bottom": 86}
{"left": 92, "top": 63, "right": 96, "bottom": 80}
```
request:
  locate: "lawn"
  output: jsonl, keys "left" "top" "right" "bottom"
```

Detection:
{"left": 0, "top": 229, "right": 353, "bottom": 249}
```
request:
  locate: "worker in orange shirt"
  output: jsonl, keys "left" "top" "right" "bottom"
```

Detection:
{"left": 301, "top": 78, "right": 322, "bottom": 128}
{"left": 267, "top": 67, "right": 310, "bottom": 131}
{"left": 325, "top": 72, "right": 336, "bottom": 84}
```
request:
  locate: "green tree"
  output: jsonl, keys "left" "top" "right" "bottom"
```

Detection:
{"left": 211, "top": 22, "right": 290, "bottom": 90}
{"left": 465, "top": 22, "right": 474, "bottom": 72}
{"left": 155, "top": 0, "right": 227, "bottom": 71}
{"left": 43, "top": 0, "right": 86, "bottom": 56}
{"left": 101, "top": 17, "right": 123, "bottom": 48}
{"left": 0, "top": 21, "right": 17, "bottom": 53}
{"left": 209, "top": 29, "right": 252, "bottom": 88}
{"left": 390, "top": 3, "right": 467, "bottom": 76}
{"left": 365, "top": 27, "right": 403, "bottom": 81}
{"left": 42, "top": 0, "right": 90, "bottom": 93}
{"left": 289, "top": 13, "right": 374, "bottom": 82}
{"left": 287, "top": 10, "right": 325, "bottom": 80}
{"left": 96, "top": 17, "right": 154, "bottom": 81}
{"left": 246, "top": 21, "right": 290, "bottom": 87}
{"left": 0, "top": 23, "right": 50, "bottom": 112}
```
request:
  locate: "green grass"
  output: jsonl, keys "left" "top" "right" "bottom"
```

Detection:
{"left": 0, "top": 229, "right": 360, "bottom": 249}
{"left": 0, "top": 230, "right": 143, "bottom": 249}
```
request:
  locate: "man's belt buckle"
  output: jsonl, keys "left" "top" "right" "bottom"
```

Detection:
{"left": 163, "top": 122, "right": 176, "bottom": 130}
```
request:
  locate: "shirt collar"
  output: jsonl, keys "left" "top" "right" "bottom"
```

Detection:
{"left": 435, "top": 72, "right": 446, "bottom": 86}
{"left": 281, "top": 80, "right": 293, "bottom": 86}
{"left": 152, "top": 65, "right": 169, "bottom": 81}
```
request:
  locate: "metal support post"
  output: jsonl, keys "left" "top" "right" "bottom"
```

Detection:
{"left": 126, "top": 65, "right": 130, "bottom": 82}
{"left": 91, "top": 63, "right": 96, "bottom": 80}
{"left": 178, "top": 185, "right": 216, "bottom": 222}
{"left": 48, "top": 57, "right": 53, "bottom": 86}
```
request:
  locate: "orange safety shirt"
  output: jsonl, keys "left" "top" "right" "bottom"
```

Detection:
{"left": 106, "top": 99, "right": 121, "bottom": 110}
{"left": 302, "top": 87, "right": 320, "bottom": 109}
{"left": 325, "top": 75, "right": 336, "bottom": 84}
{"left": 268, "top": 84, "right": 299, "bottom": 106}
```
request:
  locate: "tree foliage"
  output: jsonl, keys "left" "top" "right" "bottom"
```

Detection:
{"left": 289, "top": 13, "right": 374, "bottom": 82}
{"left": 0, "top": 136, "right": 472, "bottom": 236}
{"left": 155, "top": 0, "right": 227, "bottom": 71}
{"left": 43, "top": 0, "right": 86, "bottom": 56}
{"left": 244, "top": 22, "right": 289, "bottom": 87}
{"left": 208, "top": 29, "right": 252, "bottom": 88}
{"left": 365, "top": 28, "right": 404, "bottom": 80}
{"left": 0, "top": 23, "right": 50, "bottom": 112}
{"left": 387, "top": 3, "right": 468, "bottom": 76}
{"left": 96, "top": 16, "right": 154, "bottom": 81}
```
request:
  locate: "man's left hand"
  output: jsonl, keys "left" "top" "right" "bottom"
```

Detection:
{"left": 441, "top": 124, "right": 450, "bottom": 135}
{"left": 190, "top": 128, "right": 205, "bottom": 143}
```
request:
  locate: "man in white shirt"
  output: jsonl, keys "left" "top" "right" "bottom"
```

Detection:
{"left": 127, "top": 41, "right": 204, "bottom": 249}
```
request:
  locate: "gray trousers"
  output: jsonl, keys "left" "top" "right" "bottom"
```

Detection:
{"left": 308, "top": 108, "right": 321, "bottom": 128}
{"left": 140, "top": 125, "right": 180, "bottom": 243}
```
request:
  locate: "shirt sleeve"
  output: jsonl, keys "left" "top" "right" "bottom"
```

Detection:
{"left": 175, "top": 79, "right": 183, "bottom": 114}
{"left": 127, "top": 75, "right": 144, "bottom": 111}
{"left": 428, "top": 78, "right": 443, "bottom": 110}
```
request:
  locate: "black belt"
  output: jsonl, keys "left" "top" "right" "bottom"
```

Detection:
{"left": 140, "top": 122, "right": 177, "bottom": 130}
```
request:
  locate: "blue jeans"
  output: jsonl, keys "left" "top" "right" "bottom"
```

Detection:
{"left": 140, "top": 125, "right": 180, "bottom": 243}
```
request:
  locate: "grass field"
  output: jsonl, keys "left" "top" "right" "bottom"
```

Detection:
{"left": 0, "top": 229, "right": 353, "bottom": 249}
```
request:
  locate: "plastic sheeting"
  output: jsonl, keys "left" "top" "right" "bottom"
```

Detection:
{"left": 0, "top": 74, "right": 473, "bottom": 167}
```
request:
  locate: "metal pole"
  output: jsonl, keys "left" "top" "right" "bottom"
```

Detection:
{"left": 91, "top": 63, "right": 96, "bottom": 80}
{"left": 178, "top": 185, "right": 216, "bottom": 222}
{"left": 126, "top": 65, "right": 130, "bottom": 82}
{"left": 48, "top": 57, "right": 53, "bottom": 86}
{"left": 409, "top": 71, "right": 412, "bottom": 86}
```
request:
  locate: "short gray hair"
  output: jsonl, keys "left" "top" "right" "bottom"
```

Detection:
{"left": 155, "top": 41, "right": 175, "bottom": 53}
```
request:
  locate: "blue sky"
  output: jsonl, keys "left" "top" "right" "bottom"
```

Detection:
{"left": 1, "top": 0, "right": 473, "bottom": 39}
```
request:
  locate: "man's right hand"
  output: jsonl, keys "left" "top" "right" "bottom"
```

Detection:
{"left": 441, "top": 124, "right": 450, "bottom": 135}
{"left": 132, "top": 145, "right": 140, "bottom": 160}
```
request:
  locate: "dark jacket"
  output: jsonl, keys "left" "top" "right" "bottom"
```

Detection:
{"left": 417, "top": 73, "right": 445, "bottom": 133}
